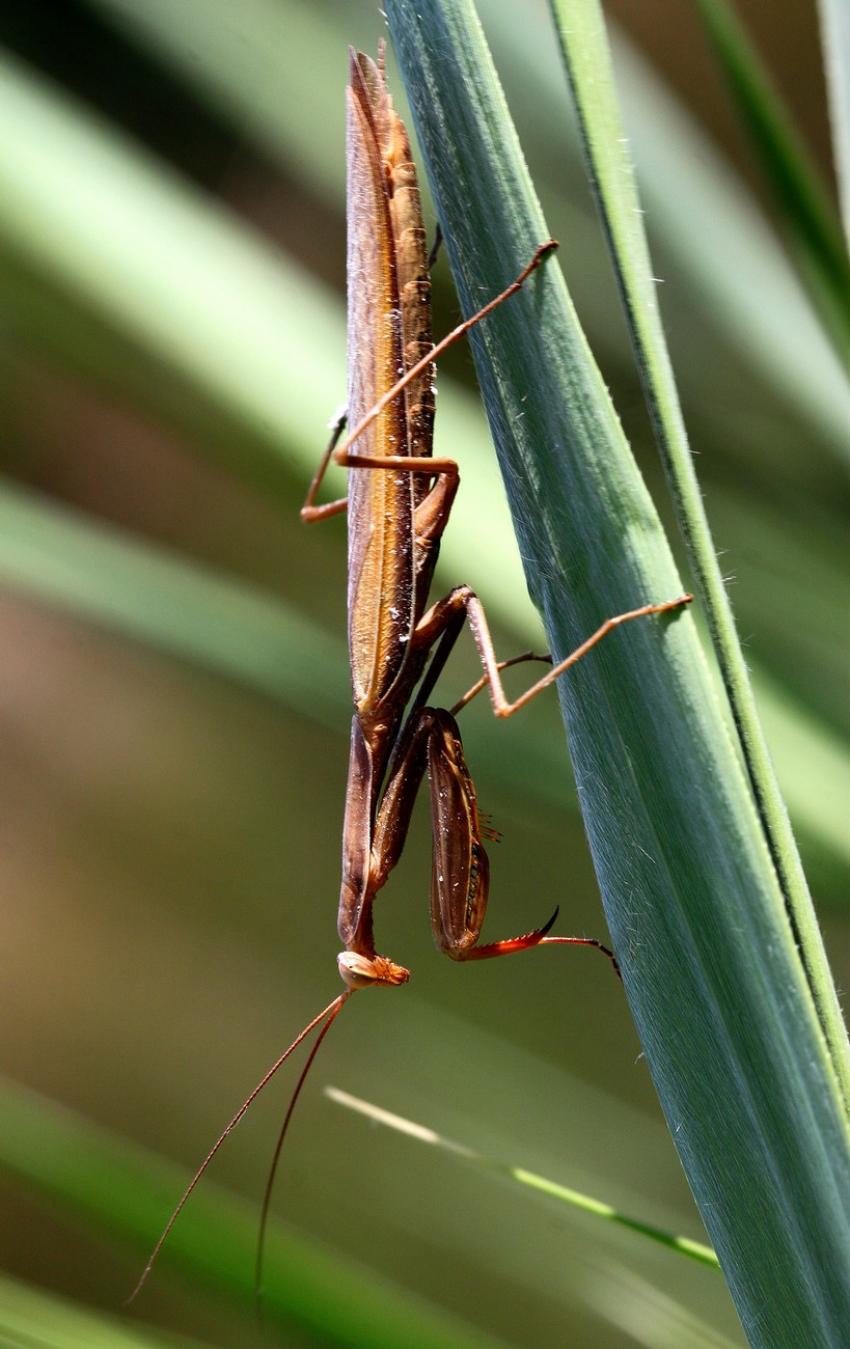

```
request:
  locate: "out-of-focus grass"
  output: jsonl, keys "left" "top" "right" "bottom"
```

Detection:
{"left": 0, "top": 1077, "right": 503, "bottom": 1349}
{"left": 0, "top": 1269, "right": 208, "bottom": 1348}
{"left": 818, "top": 0, "right": 850, "bottom": 244}
{"left": 694, "top": 0, "right": 850, "bottom": 365}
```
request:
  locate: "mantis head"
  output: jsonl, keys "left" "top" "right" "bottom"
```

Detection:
{"left": 337, "top": 951, "right": 411, "bottom": 988}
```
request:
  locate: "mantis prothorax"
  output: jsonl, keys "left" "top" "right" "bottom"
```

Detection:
{"left": 129, "top": 44, "right": 691, "bottom": 1306}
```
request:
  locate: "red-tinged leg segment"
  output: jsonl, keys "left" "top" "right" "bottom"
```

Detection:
{"left": 457, "top": 904, "right": 621, "bottom": 976}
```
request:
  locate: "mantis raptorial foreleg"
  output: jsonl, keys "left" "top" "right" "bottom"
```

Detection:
{"left": 369, "top": 700, "right": 619, "bottom": 968}
{"left": 412, "top": 583, "right": 691, "bottom": 719}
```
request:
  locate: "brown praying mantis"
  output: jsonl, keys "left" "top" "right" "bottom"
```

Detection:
{"left": 130, "top": 44, "right": 691, "bottom": 1304}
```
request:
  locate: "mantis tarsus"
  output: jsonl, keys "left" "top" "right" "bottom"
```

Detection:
{"left": 130, "top": 44, "right": 691, "bottom": 1305}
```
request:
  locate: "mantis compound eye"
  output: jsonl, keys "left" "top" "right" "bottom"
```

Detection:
{"left": 337, "top": 951, "right": 410, "bottom": 989}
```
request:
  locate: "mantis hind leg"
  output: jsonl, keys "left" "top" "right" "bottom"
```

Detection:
{"left": 413, "top": 585, "right": 692, "bottom": 719}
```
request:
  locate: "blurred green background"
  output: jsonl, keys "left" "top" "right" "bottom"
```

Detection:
{"left": 0, "top": 1, "right": 846, "bottom": 1346}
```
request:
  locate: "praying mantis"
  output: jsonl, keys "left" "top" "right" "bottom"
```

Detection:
{"left": 303, "top": 45, "right": 690, "bottom": 995}
{"left": 130, "top": 44, "right": 691, "bottom": 1303}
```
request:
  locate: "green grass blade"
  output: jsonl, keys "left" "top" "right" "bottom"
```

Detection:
{"left": 386, "top": 2, "right": 850, "bottom": 1344}
{"left": 546, "top": 0, "right": 850, "bottom": 1113}
{"left": 694, "top": 0, "right": 850, "bottom": 364}
{"left": 327, "top": 1087, "right": 720, "bottom": 1270}
{"left": 819, "top": 0, "right": 850, "bottom": 248}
